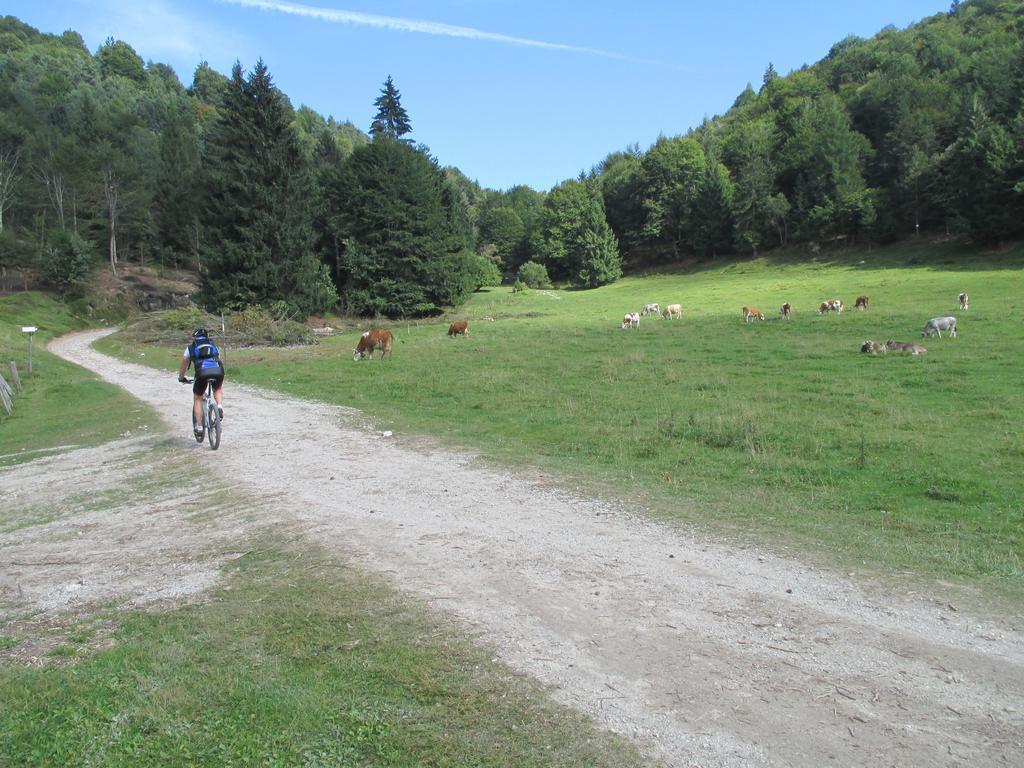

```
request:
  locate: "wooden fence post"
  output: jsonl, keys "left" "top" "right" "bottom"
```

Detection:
{"left": 0, "top": 372, "right": 13, "bottom": 416}
{"left": 9, "top": 361, "right": 21, "bottom": 393}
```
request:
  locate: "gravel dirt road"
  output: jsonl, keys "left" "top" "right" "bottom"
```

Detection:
{"left": 2, "top": 328, "right": 1021, "bottom": 767}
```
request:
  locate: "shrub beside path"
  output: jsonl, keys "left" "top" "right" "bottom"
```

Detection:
{"left": 19, "top": 329, "right": 1024, "bottom": 766}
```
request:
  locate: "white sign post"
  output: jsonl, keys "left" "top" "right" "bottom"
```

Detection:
{"left": 21, "top": 326, "right": 37, "bottom": 374}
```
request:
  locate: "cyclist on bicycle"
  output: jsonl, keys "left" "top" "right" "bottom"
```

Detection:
{"left": 177, "top": 327, "right": 225, "bottom": 438}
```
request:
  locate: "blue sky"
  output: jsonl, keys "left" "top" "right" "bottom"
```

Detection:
{"left": 7, "top": 0, "right": 950, "bottom": 191}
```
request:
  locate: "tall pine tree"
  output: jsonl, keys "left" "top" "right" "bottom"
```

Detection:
{"left": 369, "top": 75, "right": 412, "bottom": 141}
{"left": 198, "top": 60, "right": 335, "bottom": 315}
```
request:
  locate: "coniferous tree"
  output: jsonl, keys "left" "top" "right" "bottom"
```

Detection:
{"left": 323, "top": 137, "right": 471, "bottom": 316}
{"left": 198, "top": 60, "right": 336, "bottom": 315}
{"left": 369, "top": 75, "right": 412, "bottom": 141}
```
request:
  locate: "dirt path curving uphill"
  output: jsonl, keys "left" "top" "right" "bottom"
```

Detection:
{"left": 4, "top": 328, "right": 1022, "bottom": 766}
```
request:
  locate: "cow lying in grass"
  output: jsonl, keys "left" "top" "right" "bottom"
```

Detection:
{"left": 861, "top": 340, "right": 886, "bottom": 354}
{"left": 885, "top": 340, "right": 928, "bottom": 355}
{"left": 353, "top": 329, "right": 394, "bottom": 361}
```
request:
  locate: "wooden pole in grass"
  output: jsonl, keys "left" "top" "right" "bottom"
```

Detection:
{"left": 8, "top": 361, "right": 21, "bottom": 392}
{"left": 0, "top": 372, "right": 13, "bottom": 415}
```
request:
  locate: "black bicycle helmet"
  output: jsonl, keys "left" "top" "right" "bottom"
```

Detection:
{"left": 192, "top": 327, "right": 209, "bottom": 339}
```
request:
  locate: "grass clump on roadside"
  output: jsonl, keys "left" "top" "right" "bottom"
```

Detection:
{"left": 99, "top": 241, "right": 1024, "bottom": 597}
{"left": 0, "top": 544, "right": 646, "bottom": 768}
{"left": 0, "top": 292, "right": 159, "bottom": 466}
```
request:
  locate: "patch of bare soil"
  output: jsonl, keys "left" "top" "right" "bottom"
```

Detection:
{"left": 1, "top": 328, "right": 1020, "bottom": 767}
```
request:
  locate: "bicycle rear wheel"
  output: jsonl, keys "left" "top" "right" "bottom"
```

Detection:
{"left": 207, "top": 401, "right": 221, "bottom": 450}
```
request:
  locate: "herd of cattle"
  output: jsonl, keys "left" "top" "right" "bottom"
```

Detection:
{"left": 350, "top": 291, "right": 970, "bottom": 362}
{"left": 621, "top": 292, "right": 969, "bottom": 358}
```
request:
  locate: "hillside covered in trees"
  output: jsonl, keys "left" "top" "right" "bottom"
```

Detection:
{"left": 0, "top": 0, "right": 1021, "bottom": 318}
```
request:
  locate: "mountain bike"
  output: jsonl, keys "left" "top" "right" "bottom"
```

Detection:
{"left": 181, "top": 377, "right": 222, "bottom": 450}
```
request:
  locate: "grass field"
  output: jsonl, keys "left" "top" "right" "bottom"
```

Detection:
{"left": 0, "top": 293, "right": 158, "bottom": 465}
{"left": 99, "top": 240, "right": 1024, "bottom": 594}
{"left": 0, "top": 540, "right": 644, "bottom": 768}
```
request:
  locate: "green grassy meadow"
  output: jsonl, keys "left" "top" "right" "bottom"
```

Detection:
{"left": 0, "top": 293, "right": 159, "bottom": 465}
{"left": 0, "top": 543, "right": 644, "bottom": 768}
{"left": 100, "top": 241, "right": 1024, "bottom": 593}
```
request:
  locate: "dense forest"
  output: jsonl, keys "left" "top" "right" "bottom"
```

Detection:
{"left": 0, "top": 0, "right": 1021, "bottom": 317}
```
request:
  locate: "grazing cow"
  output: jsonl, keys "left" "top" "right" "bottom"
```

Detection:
{"left": 860, "top": 340, "right": 886, "bottom": 354}
{"left": 885, "top": 340, "right": 928, "bottom": 355}
{"left": 447, "top": 320, "right": 469, "bottom": 337}
{"left": 818, "top": 302, "right": 830, "bottom": 315}
{"left": 921, "top": 316, "right": 957, "bottom": 338}
{"left": 855, "top": 295, "right": 869, "bottom": 310}
{"left": 742, "top": 306, "right": 765, "bottom": 322}
{"left": 780, "top": 302, "right": 791, "bottom": 318}
{"left": 662, "top": 303, "right": 682, "bottom": 319}
{"left": 641, "top": 303, "right": 661, "bottom": 317}
{"left": 958, "top": 292, "right": 969, "bottom": 310}
{"left": 829, "top": 298, "right": 845, "bottom": 313}
{"left": 353, "top": 329, "right": 394, "bottom": 361}
{"left": 621, "top": 312, "right": 640, "bottom": 329}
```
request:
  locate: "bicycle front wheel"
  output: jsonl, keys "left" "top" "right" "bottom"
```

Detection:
{"left": 207, "top": 402, "right": 221, "bottom": 450}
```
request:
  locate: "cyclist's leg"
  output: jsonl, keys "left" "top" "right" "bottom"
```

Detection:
{"left": 211, "top": 377, "right": 224, "bottom": 416}
{"left": 192, "top": 378, "right": 206, "bottom": 429}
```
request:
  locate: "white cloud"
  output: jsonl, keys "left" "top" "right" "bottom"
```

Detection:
{"left": 220, "top": 0, "right": 693, "bottom": 71}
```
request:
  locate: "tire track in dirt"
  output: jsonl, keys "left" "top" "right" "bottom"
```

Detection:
{"left": 22, "top": 329, "right": 1024, "bottom": 766}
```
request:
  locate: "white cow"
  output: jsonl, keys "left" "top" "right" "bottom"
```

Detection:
{"left": 641, "top": 303, "right": 661, "bottom": 317}
{"left": 662, "top": 304, "right": 682, "bottom": 319}
{"left": 921, "top": 316, "right": 957, "bottom": 338}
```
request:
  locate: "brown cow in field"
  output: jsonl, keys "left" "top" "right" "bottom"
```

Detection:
{"left": 742, "top": 306, "right": 765, "bottom": 322}
{"left": 353, "top": 329, "right": 394, "bottom": 361}
{"left": 780, "top": 302, "right": 791, "bottom": 318}
{"left": 818, "top": 302, "right": 830, "bottom": 315}
{"left": 448, "top": 320, "right": 469, "bottom": 337}
{"left": 855, "top": 295, "right": 869, "bottom": 310}
{"left": 958, "top": 292, "right": 969, "bottom": 310}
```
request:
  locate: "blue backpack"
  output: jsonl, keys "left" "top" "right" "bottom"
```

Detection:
{"left": 189, "top": 336, "right": 224, "bottom": 376}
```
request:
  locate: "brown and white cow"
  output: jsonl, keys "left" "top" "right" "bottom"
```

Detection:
{"left": 353, "top": 329, "right": 394, "bottom": 361}
{"left": 447, "top": 320, "right": 469, "bottom": 337}
{"left": 818, "top": 302, "right": 830, "bottom": 315}
{"left": 855, "top": 295, "right": 869, "bottom": 310}
{"left": 860, "top": 340, "right": 886, "bottom": 354}
{"left": 780, "top": 302, "right": 791, "bottom": 318}
{"left": 742, "top": 306, "right": 765, "bottom": 322}
{"left": 621, "top": 312, "right": 640, "bottom": 329}
{"left": 662, "top": 303, "right": 682, "bottom": 319}
{"left": 885, "top": 340, "right": 927, "bottom": 355}
{"left": 829, "top": 298, "right": 845, "bottom": 313}
{"left": 958, "top": 292, "right": 969, "bottom": 310}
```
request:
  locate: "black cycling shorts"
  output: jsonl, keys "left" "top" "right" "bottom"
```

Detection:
{"left": 192, "top": 374, "right": 224, "bottom": 395}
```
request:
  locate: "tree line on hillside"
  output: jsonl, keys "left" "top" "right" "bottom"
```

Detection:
{"left": 0, "top": 0, "right": 1022, "bottom": 319}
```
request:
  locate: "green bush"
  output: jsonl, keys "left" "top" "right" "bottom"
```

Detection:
{"left": 516, "top": 261, "right": 552, "bottom": 289}
{"left": 41, "top": 232, "right": 97, "bottom": 295}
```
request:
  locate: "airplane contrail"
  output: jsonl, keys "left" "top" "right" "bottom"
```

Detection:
{"left": 221, "top": 0, "right": 694, "bottom": 71}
